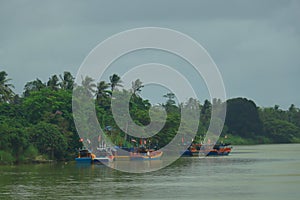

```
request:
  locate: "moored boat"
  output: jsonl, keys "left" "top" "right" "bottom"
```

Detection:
{"left": 75, "top": 149, "right": 95, "bottom": 164}
{"left": 113, "top": 146, "right": 163, "bottom": 161}
{"left": 130, "top": 147, "right": 163, "bottom": 161}
{"left": 206, "top": 144, "right": 232, "bottom": 156}
{"left": 182, "top": 143, "right": 232, "bottom": 157}
{"left": 93, "top": 156, "right": 114, "bottom": 163}
{"left": 112, "top": 147, "right": 132, "bottom": 161}
{"left": 75, "top": 147, "right": 115, "bottom": 164}
{"left": 93, "top": 147, "right": 115, "bottom": 164}
{"left": 130, "top": 151, "right": 163, "bottom": 161}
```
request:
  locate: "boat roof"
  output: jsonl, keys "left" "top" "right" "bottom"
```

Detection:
{"left": 79, "top": 149, "right": 91, "bottom": 153}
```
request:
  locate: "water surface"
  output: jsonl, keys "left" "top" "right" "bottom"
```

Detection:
{"left": 0, "top": 144, "right": 299, "bottom": 199}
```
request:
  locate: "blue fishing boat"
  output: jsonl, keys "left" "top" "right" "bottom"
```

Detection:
{"left": 75, "top": 149, "right": 95, "bottom": 164}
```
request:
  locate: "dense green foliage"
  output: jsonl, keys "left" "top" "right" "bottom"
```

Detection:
{"left": 0, "top": 70, "right": 300, "bottom": 164}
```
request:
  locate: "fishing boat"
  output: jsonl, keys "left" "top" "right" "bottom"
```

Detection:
{"left": 113, "top": 146, "right": 163, "bottom": 161}
{"left": 93, "top": 147, "right": 115, "bottom": 164}
{"left": 130, "top": 147, "right": 163, "bottom": 161}
{"left": 75, "top": 146, "right": 115, "bottom": 164}
{"left": 182, "top": 143, "right": 232, "bottom": 157}
{"left": 113, "top": 147, "right": 132, "bottom": 161}
{"left": 206, "top": 143, "right": 232, "bottom": 156}
{"left": 75, "top": 149, "right": 95, "bottom": 164}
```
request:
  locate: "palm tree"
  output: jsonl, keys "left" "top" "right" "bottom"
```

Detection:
{"left": 59, "top": 71, "right": 74, "bottom": 90}
{"left": 23, "top": 78, "right": 46, "bottom": 97}
{"left": 185, "top": 97, "right": 199, "bottom": 110}
{"left": 0, "top": 71, "right": 15, "bottom": 103}
{"left": 96, "top": 81, "right": 111, "bottom": 110}
{"left": 163, "top": 92, "right": 176, "bottom": 105}
{"left": 96, "top": 81, "right": 111, "bottom": 99}
{"left": 131, "top": 79, "right": 144, "bottom": 95}
{"left": 47, "top": 75, "right": 60, "bottom": 90}
{"left": 109, "top": 74, "right": 122, "bottom": 92}
{"left": 81, "top": 76, "right": 97, "bottom": 96}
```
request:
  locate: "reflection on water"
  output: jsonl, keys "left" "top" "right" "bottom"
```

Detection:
{"left": 0, "top": 144, "right": 300, "bottom": 200}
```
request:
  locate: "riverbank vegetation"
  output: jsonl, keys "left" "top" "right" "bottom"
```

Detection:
{"left": 0, "top": 70, "right": 300, "bottom": 164}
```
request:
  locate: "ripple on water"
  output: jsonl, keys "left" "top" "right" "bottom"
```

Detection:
{"left": 1, "top": 144, "right": 300, "bottom": 200}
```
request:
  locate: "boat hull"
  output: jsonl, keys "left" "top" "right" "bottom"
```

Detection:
{"left": 75, "top": 157, "right": 92, "bottom": 163}
{"left": 182, "top": 144, "right": 232, "bottom": 157}
{"left": 93, "top": 157, "right": 114, "bottom": 164}
{"left": 114, "top": 156, "right": 131, "bottom": 161}
{"left": 130, "top": 151, "right": 163, "bottom": 161}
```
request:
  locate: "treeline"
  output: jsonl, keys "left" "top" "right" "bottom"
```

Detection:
{"left": 0, "top": 70, "right": 300, "bottom": 164}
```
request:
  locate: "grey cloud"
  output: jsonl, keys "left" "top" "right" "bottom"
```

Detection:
{"left": 0, "top": 0, "right": 299, "bottom": 108}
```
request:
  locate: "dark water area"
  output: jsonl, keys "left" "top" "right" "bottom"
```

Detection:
{"left": 1, "top": 144, "right": 299, "bottom": 199}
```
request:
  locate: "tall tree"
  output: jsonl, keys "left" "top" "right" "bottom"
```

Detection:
{"left": 0, "top": 71, "right": 15, "bottom": 103}
{"left": 47, "top": 75, "right": 60, "bottom": 90}
{"left": 163, "top": 92, "right": 176, "bottom": 105}
{"left": 288, "top": 104, "right": 300, "bottom": 127}
{"left": 59, "top": 71, "right": 74, "bottom": 90}
{"left": 96, "top": 81, "right": 111, "bottom": 110}
{"left": 263, "top": 119, "right": 300, "bottom": 143}
{"left": 109, "top": 74, "right": 122, "bottom": 92}
{"left": 225, "top": 98, "right": 263, "bottom": 138}
{"left": 29, "top": 122, "right": 67, "bottom": 160}
{"left": 81, "top": 76, "right": 97, "bottom": 96}
{"left": 23, "top": 78, "right": 46, "bottom": 97}
{"left": 96, "top": 81, "right": 111, "bottom": 99}
{"left": 131, "top": 79, "right": 144, "bottom": 95}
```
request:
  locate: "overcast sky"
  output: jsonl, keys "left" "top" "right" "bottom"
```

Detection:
{"left": 0, "top": 0, "right": 299, "bottom": 109}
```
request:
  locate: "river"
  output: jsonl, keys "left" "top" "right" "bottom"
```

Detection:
{"left": 0, "top": 144, "right": 299, "bottom": 200}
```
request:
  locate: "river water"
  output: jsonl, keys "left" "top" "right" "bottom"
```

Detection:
{"left": 0, "top": 144, "right": 299, "bottom": 200}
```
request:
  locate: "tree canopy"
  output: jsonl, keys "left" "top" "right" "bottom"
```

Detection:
{"left": 0, "top": 70, "right": 300, "bottom": 164}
